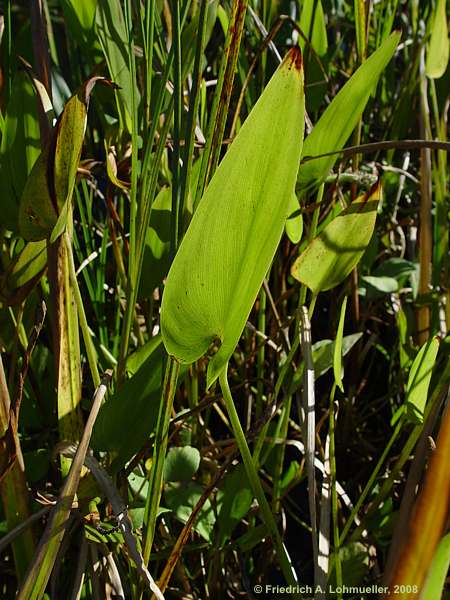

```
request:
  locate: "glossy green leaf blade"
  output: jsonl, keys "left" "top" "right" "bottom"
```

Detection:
{"left": 298, "top": 31, "right": 400, "bottom": 190}
{"left": 161, "top": 49, "right": 305, "bottom": 387}
{"left": 425, "top": 0, "right": 449, "bottom": 79}
{"left": 405, "top": 337, "right": 440, "bottom": 425}
{"left": 291, "top": 182, "right": 381, "bottom": 293}
{"left": 420, "top": 532, "right": 450, "bottom": 600}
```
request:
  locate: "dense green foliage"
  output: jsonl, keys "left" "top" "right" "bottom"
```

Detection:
{"left": 0, "top": 1, "right": 449, "bottom": 599}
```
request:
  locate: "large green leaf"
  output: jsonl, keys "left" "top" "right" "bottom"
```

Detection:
{"left": 298, "top": 31, "right": 400, "bottom": 191}
{"left": 91, "top": 341, "right": 164, "bottom": 470}
{"left": 161, "top": 49, "right": 305, "bottom": 387}
{"left": 425, "top": 0, "right": 449, "bottom": 79}
{"left": 291, "top": 182, "right": 381, "bottom": 293}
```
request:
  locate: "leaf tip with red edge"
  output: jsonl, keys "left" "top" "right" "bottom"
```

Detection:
{"left": 285, "top": 47, "right": 303, "bottom": 72}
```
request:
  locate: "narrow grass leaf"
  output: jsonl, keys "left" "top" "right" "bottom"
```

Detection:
{"left": 95, "top": 0, "right": 135, "bottom": 131}
{"left": 425, "top": 0, "right": 449, "bottom": 79}
{"left": 291, "top": 182, "right": 381, "bottom": 293}
{"left": 333, "top": 296, "right": 348, "bottom": 392}
{"left": 405, "top": 337, "right": 440, "bottom": 425}
{"left": 299, "top": 31, "right": 400, "bottom": 190}
{"left": 161, "top": 48, "right": 305, "bottom": 387}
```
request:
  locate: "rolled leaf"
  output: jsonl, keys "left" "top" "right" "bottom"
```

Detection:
{"left": 161, "top": 48, "right": 305, "bottom": 386}
{"left": 19, "top": 76, "right": 114, "bottom": 242}
{"left": 291, "top": 181, "right": 381, "bottom": 293}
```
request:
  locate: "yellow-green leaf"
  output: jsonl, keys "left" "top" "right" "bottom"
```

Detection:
{"left": 291, "top": 182, "right": 381, "bottom": 293}
{"left": 161, "top": 49, "right": 305, "bottom": 387}
{"left": 425, "top": 0, "right": 449, "bottom": 79}
{"left": 299, "top": 31, "right": 400, "bottom": 191}
{"left": 405, "top": 337, "right": 440, "bottom": 425}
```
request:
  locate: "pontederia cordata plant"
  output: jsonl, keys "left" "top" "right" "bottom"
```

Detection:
{"left": 159, "top": 46, "right": 305, "bottom": 585}
{"left": 0, "top": 2, "right": 449, "bottom": 599}
{"left": 161, "top": 48, "right": 305, "bottom": 386}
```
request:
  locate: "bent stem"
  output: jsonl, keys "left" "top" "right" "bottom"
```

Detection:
{"left": 219, "top": 365, "right": 299, "bottom": 590}
{"left": 143, "top": 354, "right": 180, "bottom": 565}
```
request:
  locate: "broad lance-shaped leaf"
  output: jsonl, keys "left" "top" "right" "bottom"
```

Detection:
{"left": 19, "top": 76, "right": 115, "bottom": 242}
{"left": 291, "top": 181, "right": 381, "bottom": 293}
{"left": 161, "top": 48, "right": 305, "bottom": 387}
{"left": 298, "top": 31, "right": 400, "bottom": 191}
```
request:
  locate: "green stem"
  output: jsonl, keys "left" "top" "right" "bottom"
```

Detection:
{"left": 143, "top": 355, "right": 180, "bottom": 565}
{"left": 219, "top": 366, "right": 299, "bottom": 591}
{"left": 170, "top": 0, "right": 182, "bottom": 257}
{"left": 329, "top": 383, "right": 342, "bottom": 598}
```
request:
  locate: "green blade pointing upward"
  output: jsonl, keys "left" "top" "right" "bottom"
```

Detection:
{"left": 161, "top": 48, "right": 305, "bottom": 387}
